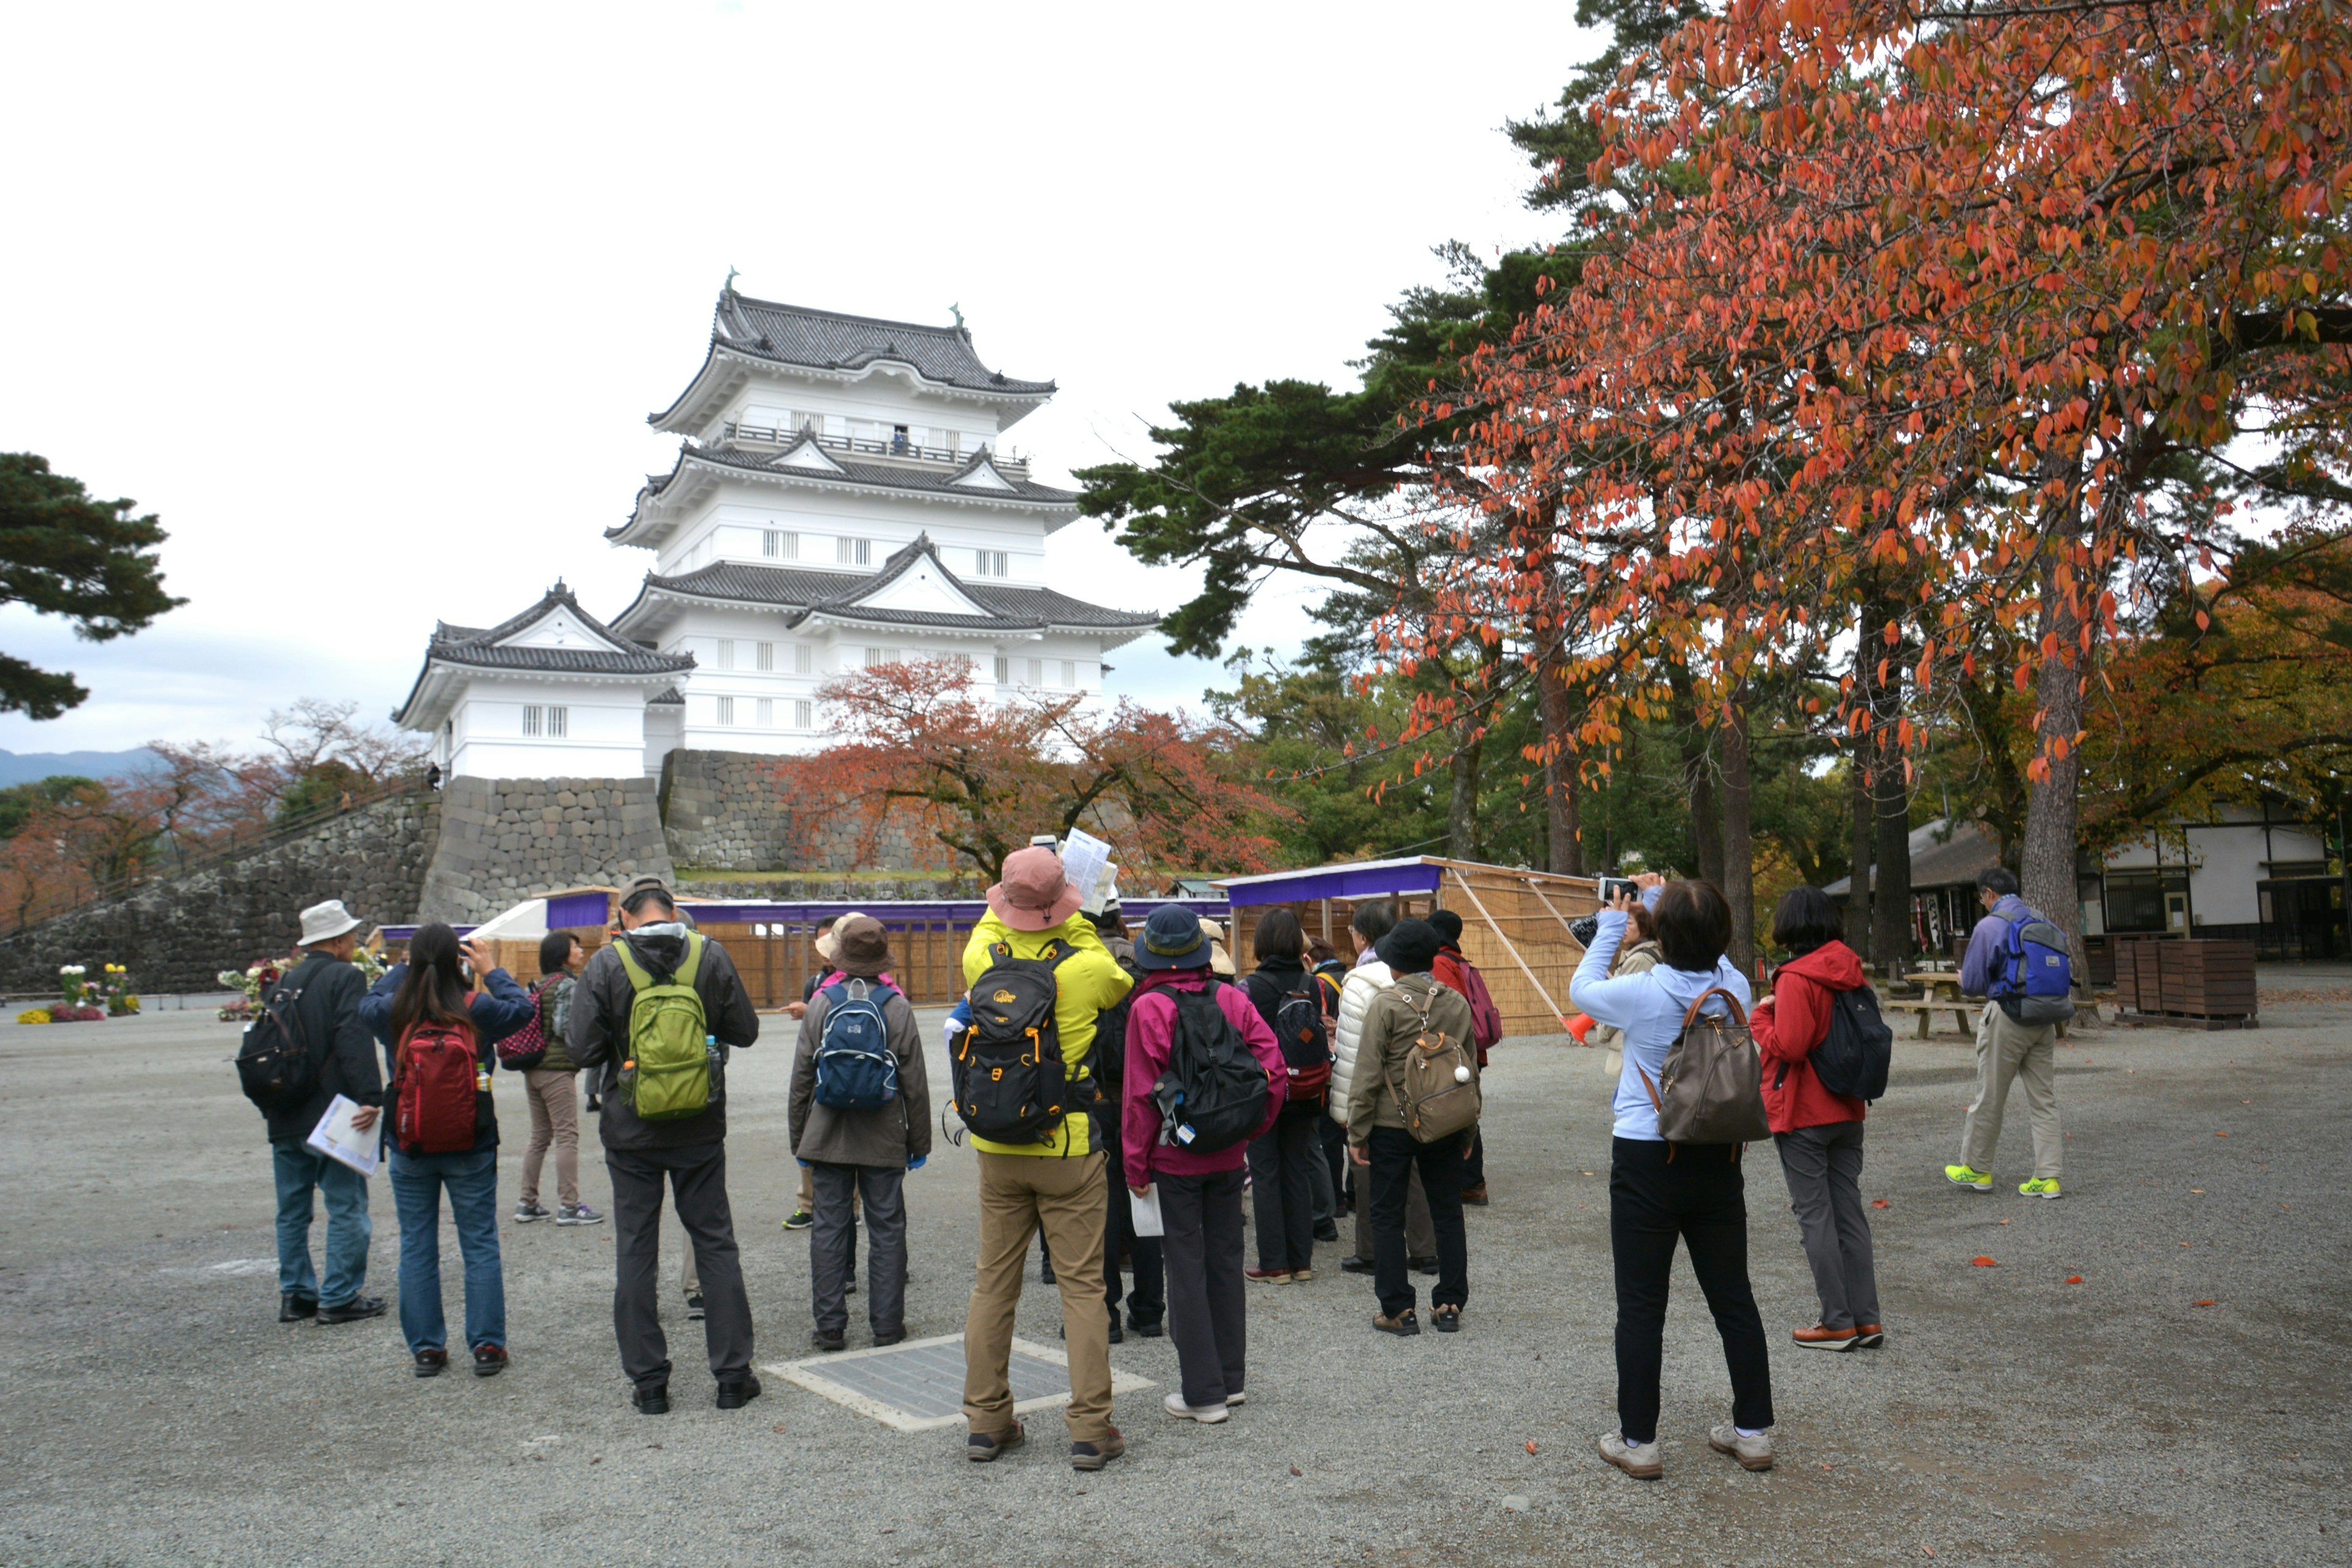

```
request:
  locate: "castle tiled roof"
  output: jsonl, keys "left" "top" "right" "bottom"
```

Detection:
{"left": 393, "top": 582, "right": 695, "bottom": 726}
{"left": 712, "top": 293, "right": 1054, "bottom": 396}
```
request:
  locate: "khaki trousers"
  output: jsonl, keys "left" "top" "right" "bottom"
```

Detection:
{"left": 519, "top": 1069, "right": 581, "bottom": 1208}
{"left": 962, "top": 1151, "right": 1113, "bottom": 1442}
{"left": 1961, "top": 1003, "right": 2062, "bottom": 1179}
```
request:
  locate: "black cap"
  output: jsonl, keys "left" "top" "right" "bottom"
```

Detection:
{"left": 1378, "top": 918, "right": 1443, "bottom": 974}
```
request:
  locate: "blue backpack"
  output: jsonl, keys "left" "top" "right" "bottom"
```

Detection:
{"left": 1989, "top": 910, "right": 2076, "bottom": 1023}
{"left": 814, "top": 979, "right": 901, "bottom": 1110}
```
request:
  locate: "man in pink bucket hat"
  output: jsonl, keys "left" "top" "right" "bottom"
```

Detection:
{"left": 957, "top": 843, "right": 1135, "bottom": 1470}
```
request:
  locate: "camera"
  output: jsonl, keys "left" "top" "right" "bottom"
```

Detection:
{"left": 1569, "top": 914, "right": 1600, "bottom": 948}
{"left": 1597, "top": 876, "right": 1637, "bottom": 905}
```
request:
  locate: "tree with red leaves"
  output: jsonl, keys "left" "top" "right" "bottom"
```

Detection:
{"left": 777, "top": 658, "right": 1287, "bottom": 884}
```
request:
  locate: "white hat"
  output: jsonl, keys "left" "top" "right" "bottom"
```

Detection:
{"left": 299, "top": 899, "right": 363, "bottom": 946}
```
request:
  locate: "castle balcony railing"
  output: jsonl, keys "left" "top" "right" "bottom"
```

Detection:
{"left": 720, "top": 422, "right": 1028, "bottom": 475}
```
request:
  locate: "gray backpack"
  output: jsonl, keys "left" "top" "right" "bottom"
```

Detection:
{"left": 1635, "top": 986, "right": 1770, "bottom": 1146}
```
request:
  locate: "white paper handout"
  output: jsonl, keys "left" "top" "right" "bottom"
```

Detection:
{"left": 1129, "top": 1184, "right": 1166, "bottom": 1238}
{"left": 306, "top": 1094, "right": 380, "bottom": 1177}
{"left": 1058, "top": 827, "right": 1114, "bottom": 916}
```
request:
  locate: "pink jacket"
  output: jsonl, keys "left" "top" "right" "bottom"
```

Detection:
{"left": 1121, "top": 970, "right": 1285, "bottom": 1186}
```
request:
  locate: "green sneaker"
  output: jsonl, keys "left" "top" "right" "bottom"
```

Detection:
{"left": 2018, "top": 1177, "right": 2062, "bottom": 1200}
{"left": 782, "top": 1208, "right": 813, "bottom": 1231}
{"left": 1944, "top": 1164, "right": 1994, "bottom": 1193}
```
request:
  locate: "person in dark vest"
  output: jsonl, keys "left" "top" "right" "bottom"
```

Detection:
{"left": 568, "top": 879, "right": 763, "bottom": 1414}
{"left": 257, "top": 900, "right": 384, "bottom": 1326}
{"left": 1087, "top": 896, "right": 1163, "bottom": 1341}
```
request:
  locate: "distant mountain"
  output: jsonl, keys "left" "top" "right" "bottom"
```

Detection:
{"left": 0, "top": 747, "right": 164, "bottom": 788}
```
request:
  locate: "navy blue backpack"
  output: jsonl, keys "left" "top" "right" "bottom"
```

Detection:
{"left": 1989, "top": 910, "right": 2076, "bottom": 1023}
{"left": 813, "top": 978, "right": 902, "bottom": 1110}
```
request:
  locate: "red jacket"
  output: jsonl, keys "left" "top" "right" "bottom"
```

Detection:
{"left": 1752, "top": 940, "right": 1868, "bottom": 1133}
{"left": 1121, "top": 970, "right": 1286, "bottom": 1187}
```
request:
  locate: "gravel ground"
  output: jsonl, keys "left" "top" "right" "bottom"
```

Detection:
{"left": 2, "top": 982, "right": 2348, "bottom": 1567}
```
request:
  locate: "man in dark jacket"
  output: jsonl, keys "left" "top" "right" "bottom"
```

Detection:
{"left": 568, "top": 878, "right": 762, "bottom": 1413}
{"left": 261, "top": 900, "right": 385, "bottom": 1325}
{"left": 789, "top": 915, "right": 930, "bottom": 1352}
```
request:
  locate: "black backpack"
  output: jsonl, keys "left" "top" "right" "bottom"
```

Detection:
{"left": 1247, "top": 970, "right": 1333, "bottom": 1114}
{"left": 952, "top": 940, "right": 1091, "bottom": 1145}
{"left": 1810, "top": 985, "right": 1893, "bottom": 1102}
{"left": 1090, "top": 952, "right": 1145, "bottom": 1101}
{"left": 236, "top": 981, "right": 319, "bottom": 1114}
{"left": 1148, "top": 981, "right": 1270, "bottom": 1155}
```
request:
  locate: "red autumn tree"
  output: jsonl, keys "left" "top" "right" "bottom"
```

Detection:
{"left": 775, "top": 658, "right": 1289, "bottom": 884}
{"left": 1449, "top": 0, "right": 2352, "bottom": 962}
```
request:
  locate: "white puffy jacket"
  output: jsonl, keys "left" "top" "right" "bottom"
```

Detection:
{"left": 1328, "top": 959, "right": 1394, "bottom": 1126}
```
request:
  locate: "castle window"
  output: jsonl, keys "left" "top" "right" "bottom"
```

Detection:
{"left": 546, "top": 706, "right": 567, "bottom": 738}
{"left": 522, "top": 706, "right": 542, "bottom": 736}
{"left": 716, "top": 696, "right": 736, "bottom": 726}
{"left": 993, "top": 655, "right": 1011, "bottom": 685}
{"left": 794, "top": 643, "right": 813, "bottom": 674}
{"left": 763, "top": 530, "right": 796, "bottom": 560}
{"left": 794, "top": 699, "right": 814, "bottom": 729}
{"left": 755, "top": 641, "right": 774, "bottom": 672}
{"left": 839, "top": 537, "right": 873, "bottom": 567}
{"left": 717, "top": 639, "right": 736, "bottom": 671}
{"left": 974, "top": 550, "right": 1008, "bottom": 578}
{"left": 756, "top": 698, "right": 774, "bottom": 727}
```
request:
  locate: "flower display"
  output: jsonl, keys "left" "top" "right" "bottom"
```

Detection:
{"left": 17, "top": 1008, "right": 51, "bottom": 1025}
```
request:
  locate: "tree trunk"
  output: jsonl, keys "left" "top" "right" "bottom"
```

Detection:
{"left": 1538, "top": 657, "right": 1582, "bottom": 874}
{"left": 1847, "top": 744, "right": 1874, "bottom": 952}
{"left": 1668, "top": 669, "right": 1724, "bottom": 886}
{"left": 1447, "top": 730, "right": 1481, "bottom": 861}
{"left": 2020, "top": 513, "right": 2090, "bottom": 978}
{"left": 1872, "top": 729, "right": 1913, "bottom": 977}
{"left": 1721, "top": 694, "right": 1755, "bottom": 975}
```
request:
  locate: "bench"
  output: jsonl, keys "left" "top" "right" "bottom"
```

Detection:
{"left": 1880, "top": 997, "right": 1981, "bottom": 1038}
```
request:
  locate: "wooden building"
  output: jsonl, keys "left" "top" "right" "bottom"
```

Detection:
{"left": 1215, "top": 856, "right": 1605, "bottom": 1039}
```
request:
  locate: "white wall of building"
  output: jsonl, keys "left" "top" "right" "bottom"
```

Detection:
{"left": 443, "top": 677, "right": 650, "bottom": 780}
{"left": 708, "top": 364, "right": 1014, "bottom": 451}
{"left": 2103, "top": 805, "right": 2332, "bottom": 930}
{"left": 653, "top": 479, "right": 1057, "bottom": 580}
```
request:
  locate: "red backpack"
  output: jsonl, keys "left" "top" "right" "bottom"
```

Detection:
{"left": 1457, "top": 958, "right": 1506, "bottom": 1065}
{"left": 395, "top": 1009, "right": 482, "bottom": 1155}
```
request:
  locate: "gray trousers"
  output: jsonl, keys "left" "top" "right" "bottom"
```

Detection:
{"left": 1774, "top": 1121, "right": 1880, "bottom": 1329}
{"left": 811, "top": 1163, "right": 905, "bottom": 1339}
{"left": 1354, "top": 1149, "right": 1433, "bottom": 1260}
{"left": 1160, "top": 1168, "right": 1248, "bottom": 1408}
{"left": 607, "top": 1143, "right": 754, "bottom": 1389}
{"left": 1962, "top": 1003, "right": 2062, "bottom": 1178}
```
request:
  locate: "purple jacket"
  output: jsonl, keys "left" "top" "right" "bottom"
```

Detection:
{"left": 1959, "top": 894, "right": 2035, "bottom": 998}
{"left": 1121, "top": 970, "right": 1285, "bottom": 1187}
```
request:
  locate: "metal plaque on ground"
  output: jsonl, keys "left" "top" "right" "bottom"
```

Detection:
{"left": 771, "top": 1333, "right": 1155, "bottom": 1432}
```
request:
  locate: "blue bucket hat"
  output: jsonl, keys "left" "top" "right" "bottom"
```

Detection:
{"left": 1135, "top": 903, "right": 1210, "bottom": 970}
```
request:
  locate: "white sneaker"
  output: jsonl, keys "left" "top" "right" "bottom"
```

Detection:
{"left": 1708, "top": 1423, "right": 1774, "bottom": 1471}
{"left": 1598, "top": 1430, "right": 1661, "bottom": 1479}
{"left": 1163, "top": 1392, "right": 1230, "bottom": 1423}
{"left": 1224, "top": 1389, "right": 1246, "bottom": 1407}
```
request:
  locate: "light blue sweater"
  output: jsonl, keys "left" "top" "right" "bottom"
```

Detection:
{"left": 1569, "top": 888, "right": 1754, "bottom": 1142}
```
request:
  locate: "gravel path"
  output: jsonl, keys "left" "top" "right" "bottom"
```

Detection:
{"left": 2, "top": 989, "right": 2345, "bottom": 1566}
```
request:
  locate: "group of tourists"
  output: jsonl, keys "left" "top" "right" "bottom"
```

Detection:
{"left": 244, "top": 839, "right": 2071, "bottom": 1478}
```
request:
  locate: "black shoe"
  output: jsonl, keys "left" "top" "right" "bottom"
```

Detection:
{"left": 1129, "top": 1316, "right": 1164, "bottom": 1338}
{"left": 811, "top": 1329, "right": 846, "bottom": 1353}
{"left": 1409, "top": 1256, "right": 1438, "bottom": 1275}
{"left": 1040, "top": 1259, "right": 1056, "bottom": 1286}
{"left": 317, "top": 1295, "right": 386, "bottom": 1325}
{"left": 846, "top": 1275, "right": 858, "bottom": 1295}
{"left": 968, "top": 1420, "right": 1025, "bottom": 1462}
{"left": 413, "top": 1348, "right": 448, "bottom": 1378}
{"left": 1432, "top": 1305, "right": 1461, "bottom": 1334}
{"left": 1375, "top": 1308, "right": 1420, "bottom": 1337}
{"left": 473, "top": 1344, "right": 509, "bottom": 1377}
{"left": 584, "top": 1094, "right": 602, "bottom": 1112}
{"left": 632, "top": 1383, "right": 670, "bottom": 1415}
{"left": 279, "top": 1294, "right": 318, "bottom": 1322}
{"left": 1106, "top": 1317, "right": 1125, "bottom": 1345}
{"left": 715, "top": 1373, "right": 763, "bottom": 1409}
{"left": 1314, "top": 1220, "right": 1341, "bottom": 1243}
{"left": 1340, "top": 1256, "right": 1376, "bottom": 1275}
{"left": 685, "top": 1291, "right": 706, "bottom": 1322}
{"left": 873, "top": 1327, "right": 907, "bottom": 1348}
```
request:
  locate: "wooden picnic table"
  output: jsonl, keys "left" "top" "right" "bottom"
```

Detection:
{"left": 1879, "top": 996, "right": 1981, "bottom": 1038}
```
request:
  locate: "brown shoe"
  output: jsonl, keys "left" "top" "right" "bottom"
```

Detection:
{"left": 967, "top": 1420, "right": 1026, "bottom": 1462}
{"left": 1853, "top": 1323, "right": 1885, "bottom": 1348}
{"left": 1460, "top": 1183, "right": 1490, "bottom": 1206}
{"left": 1070, "top": 1426, "right": 1125, "bottom": 1471}
{"left": 1244, "top": 1268, "right": 1292, "bottom": 1284}
{"left": 1792, "top": 1322, "right": 1861, "bottom": 1352}
{"left": 1374, "top": 1308, "right": 1420, "bottom": 1337}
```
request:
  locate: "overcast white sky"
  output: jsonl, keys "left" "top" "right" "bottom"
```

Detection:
{"left": 0, "top": 1, "right": 1596, "bottom": 756}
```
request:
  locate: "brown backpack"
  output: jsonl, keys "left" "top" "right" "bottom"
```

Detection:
{"left": 1383, "top": 982, "right": 1482, "bottom": 1143}
{"left": 1635, "top": 987, "right": 1770, "bottom": 1147}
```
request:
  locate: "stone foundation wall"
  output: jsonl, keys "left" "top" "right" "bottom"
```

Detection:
{"left": 660, "top": 749, "right": 952, "bottom": 873}
{"left": 0, "top": 790, "right": 440, "bottom": 995}
{"left": 415, "top": 776, "right": 673, "bottom": 924}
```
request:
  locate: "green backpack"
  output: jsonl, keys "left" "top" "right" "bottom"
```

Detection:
{"left": 612, "top": 933, "right": 716, "bottom": 1121}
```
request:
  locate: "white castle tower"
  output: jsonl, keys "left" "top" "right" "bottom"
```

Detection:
{"left": 396, "top": 289, "right": 1159, "bottom": 780}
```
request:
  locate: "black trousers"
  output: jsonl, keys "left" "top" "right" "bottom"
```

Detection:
{"left": 1608, "top": 1136, "right": 1774, "bottom": 1443}
{"left": 1319, "top": 1114, "right": 1349, "bottom": 1207}
{"left": 606, "top": 1142, "right": 754, "bottom": 1390}
{"left": 1463, "top": 1127, "right": 1487, "bottom": 1188}
{"left": 1096, "top": 1114, "right": 1163, "bottom": 1326}
{"left": 1367, "top": 1126, "right": 1468, "bottom": 1317}
{"left": 1159, "top": 1168, "right": 1248, "bottom": 1406}
{"left": 1245, "top": 1113, "right": 1321, "bottom": 1271}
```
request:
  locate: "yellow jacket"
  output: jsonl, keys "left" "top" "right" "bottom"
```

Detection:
{"left": 959, "top": 910, "right": 1134, "bottom": 1156}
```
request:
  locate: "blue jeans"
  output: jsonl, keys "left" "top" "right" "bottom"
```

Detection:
{"left": 271, "top": 1141, "right": 372, "bottom": 1306}
{"left": 389, "top": 1146, "right": 505, "bottom": 1354}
